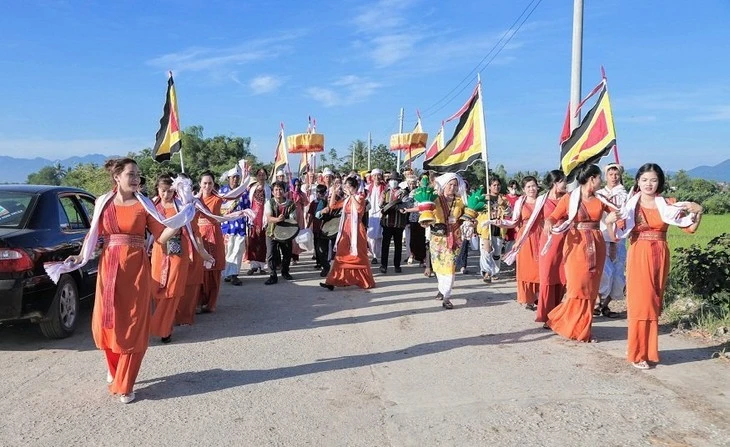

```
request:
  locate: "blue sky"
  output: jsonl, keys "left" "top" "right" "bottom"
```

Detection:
{"left": 1, "top": 0, "right": 728, "bottom": 173}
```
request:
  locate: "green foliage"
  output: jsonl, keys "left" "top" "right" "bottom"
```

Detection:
{"left": 61, "top": 163, "right": 110, "bottom": 196}
{"left": 26, "top": 163, "right": 66, "bottom": 186}
{"left": 666, "top": 169, "right": 729, "bottom": 214}
{"left": 670, "top": 233, "right": 730, "bottom": 307}
{"left": 321, "top": 141, "right": 398, "bottom": 174}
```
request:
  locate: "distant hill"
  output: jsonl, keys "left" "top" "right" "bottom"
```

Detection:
{"left": 687, "top": 159, "right": 730, "bottom": 182}
{"left": 0, "top": 154, "right": 113, "bottom": 184}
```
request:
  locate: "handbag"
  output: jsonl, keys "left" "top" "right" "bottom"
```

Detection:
{"left": 166, "top": 235, "right": 182, "bottom": 256}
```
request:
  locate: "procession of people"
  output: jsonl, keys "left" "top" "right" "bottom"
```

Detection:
{"left": 51, "top": 157, "right": 704, "bottom": 404}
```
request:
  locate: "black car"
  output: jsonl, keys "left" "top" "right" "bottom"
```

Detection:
{"left": 0, "top": 185, "right": 100, "bottom": 338}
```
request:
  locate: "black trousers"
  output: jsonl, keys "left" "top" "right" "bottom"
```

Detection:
{"left": 266, "top": 237, "right": 292, "bottom": 277}
{"left": 314, "top": 234, "right": 331, "bottom": 271}
{"left": 380, "top": 226, "right": 404, "bottom": 269}
{"left": 455, "top": 239, "right": 470, "bottom": 270}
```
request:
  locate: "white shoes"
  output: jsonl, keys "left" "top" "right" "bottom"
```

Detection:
{"left": 119, "top": 392, "right": 135, "bottom": 404}
{"left": 106, "top": 371, "right": 113, "bottom": 384}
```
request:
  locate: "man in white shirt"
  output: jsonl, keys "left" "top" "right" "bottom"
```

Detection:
{"left": 366, "top": 168, "right": 386, "bottom": 264}
{"left": 596, "top": 163, "right": 628, "bottom": 317}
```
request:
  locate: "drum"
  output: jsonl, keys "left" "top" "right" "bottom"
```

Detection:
{"left": 272, "top": 219, "right": 300, "bottom": 242}
{"left": 320, "top": 210, "right": 341, "bottom": 240}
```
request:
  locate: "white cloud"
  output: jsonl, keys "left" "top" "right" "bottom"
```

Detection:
{"left": 0, "top": 138, "right": 147, "bottom": 159}
{"left": 146, "top": 32, "right": 304, "bottom": 75}
{"left": 249, "top": 75, "right": 283, "bottom": 95}
{"left": 689, "top": 105, "right": 730, "bottom": 122}
{"left": 307, "top": 75, "right": 381, "bottom": 107}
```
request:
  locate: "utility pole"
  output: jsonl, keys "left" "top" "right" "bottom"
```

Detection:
{"left": 570, "top": 0, "right": 583, "bottom": 132}
{"left": 396, "top": 107, "right": 404, "bottom": 172}
{"left": 367, "top": 132, "right": 372, "bottom": 170}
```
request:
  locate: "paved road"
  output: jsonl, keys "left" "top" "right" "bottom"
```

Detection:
{"left": 1, "top": 254, "right": 728, "bottom": 446}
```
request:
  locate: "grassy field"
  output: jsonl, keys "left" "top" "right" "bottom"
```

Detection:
{"left": 667, "top": 214, "right": 729, "bottom": 254}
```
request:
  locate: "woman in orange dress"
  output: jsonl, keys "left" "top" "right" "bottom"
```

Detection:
{"left": 65, "top": 159, "right": 184, "bottom": 404}
{"left": 607, "top": 163, "right": 702, "bottom": 369}
{"left": 150, "top": 174, "right": 213, "bottom": 343}
{"left": 197, "top": 171, "right": 226, "bottom": 312}
{"left": 319, "top": 176, "right": 375, "bottom": 290}
{"left": 543, "top": 164, "right": 617, "bottom": 342}
{"left": 491, "top": 176, "right": 542, "bottom": 310}
{"left": 536, "top": 170, "right": 568, "bottom": 323}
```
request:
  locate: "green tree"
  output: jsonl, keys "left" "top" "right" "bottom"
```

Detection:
{"left": 62, "top": 163, "right": 110, "bottom": 196}
{"left": 26, "top": 162, "right": 66, "bottom": 185}
{"left": 368, "top": 144, "right": 397, "bottom": 174}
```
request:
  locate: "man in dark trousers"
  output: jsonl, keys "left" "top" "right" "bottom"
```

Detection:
{"left": 379, "top": 175, "right": 407, "bottom": 274}
{"left": 264, "top": 181, "right": 297, "bottom": 285}
{"left": 306, "top": 184, "right": 331, "bottom": 277}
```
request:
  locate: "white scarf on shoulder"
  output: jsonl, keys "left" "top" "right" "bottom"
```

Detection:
{"left": 500, "top": 193, "right": 548, "bottom": 265}
{"left": 614, "top": 192, "right": 695, "bottom": 239}
{"left": 334, "top": 194, "right": 360, "bottom": 256}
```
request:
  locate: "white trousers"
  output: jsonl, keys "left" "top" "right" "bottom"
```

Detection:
{"left": 479, "top": 236, "right": 503, "bottom": 276}
{"left": 599, "top": 241, "right": 626, "bottom": 300}
{"left": 436, "top": 273, "right": 455, "bottom": 300}
{"left": 367, "top": 217, "right": 382, "bottom": 259}
{"left": 404, "top": 224, "right": 412, "bottom": 259}
{"left": 223, "top": 234, "right": 246, "bottom": 277}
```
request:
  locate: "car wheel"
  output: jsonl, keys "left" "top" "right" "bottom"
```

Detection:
{"left": 39, "top": 275, "right": 79, "bottom": 339}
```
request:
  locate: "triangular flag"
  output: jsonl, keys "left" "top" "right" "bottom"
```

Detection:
{"left": 270, "top": 126, "right": 288, "bottom": 182}
{"left": 424, "top": 88, "right": 485, "bottom": 173}
{"left": 560, "top": 86, "right": 616, "bottom": 178}
{"left": 152, "top": 73, "right": 182, "bottom": 162}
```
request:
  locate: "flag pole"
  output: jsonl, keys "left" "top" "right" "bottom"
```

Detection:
{"left": 168, "top": 71, "right": 186, "bottom": 173}
{"left": 477, "top": 74, "right": 491, "bottom": 239}
{"left": 367, "top": 132, "right": 372, "bottom": 170}
{"left": 570, "top": 0, "right": 584, "bottom": 132}
{"left": 397, "top": 107, "right": 404, "bottom": 172}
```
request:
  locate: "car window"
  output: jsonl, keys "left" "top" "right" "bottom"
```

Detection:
{"left": 77, "top": 195, "right": 95, "bottom": 224}
{"left": 0, "top": 192, "right": 34, "bottom": 228}
{"left": 58, "top": 196, "right": 87, "bottom": 231}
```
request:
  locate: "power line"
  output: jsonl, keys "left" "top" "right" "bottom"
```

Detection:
{"left": 422, "top": 0, "right": 544, "bottom": 119}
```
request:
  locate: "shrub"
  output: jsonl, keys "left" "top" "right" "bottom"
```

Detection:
{"left": 670, "top": 233, "right": 730, "bottom": 308}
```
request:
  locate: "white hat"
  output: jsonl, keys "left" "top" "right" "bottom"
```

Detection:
{"left": 276, "top": 170, "right": 285, "bottom": 176}
{"left": 371, "top": 168, "right": 383, "bottom": 175}
{"left": 322, "top": 168, "right": 334, "bottom": 176}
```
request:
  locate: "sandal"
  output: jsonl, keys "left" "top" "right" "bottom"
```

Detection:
{"left": 632, "top": 361, "right": 650, "bottom": 370}
{"left": 593, "top": 306, "right": 602, "bottom": 317}
{"left": 601, "top": 307, "right": 619, "bottom": 318}
{"left": 525, "top": 303, "right": 537, "bottom": 311}
{"left": 246, "top": 268, "right": 258, "bottom": 276}
{"left": 442, "top": 300, "right": 453, "bottom": 309}
{"left": 435, "top": 292, "right": 444, "bottom": 301}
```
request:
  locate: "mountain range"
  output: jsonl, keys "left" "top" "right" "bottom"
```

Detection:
{"left": 0, "top": 154, "right": 728, "bottom": 184}
{"left": 0, "top": 154, "right": 113, "bottom": 183}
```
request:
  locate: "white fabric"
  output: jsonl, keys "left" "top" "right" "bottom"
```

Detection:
{"left": 44, "top": 181, "right": 197, "bottom": 284}
{"left": 434, "top": 173, "right": 467, "bottom": 204}
{"left": 247, "top": 183, "right": 272, "bottom": 226}
{"left": 597, "top": 184, "right": 628, "bottom": 241}
{"left": 436, "top": 272, "right": 455, "bottom": 299}
{"left": 480, "top": 236, "right": 503, "bottom": 276}
{"left": 540, "top": 187, "right": 618, "bottom": 256}
{"left": 295, "top": 228, "right": 314, "bottom": 252}
{"left": 599, "top": 241, "right": 626, "bottom": 300}
{"left": 334, "top": 195, "right": 359, "bottom": 256}
{"left": 223, "top": 234, "right": 246, "bottom": 277}
{"left": 368, "top": 183, "right": 385, "bottom": 217}
{"left": 614, "top": 193, "right": 695, "bottom": 239}
{"left": 499, "top": 194, "right": 548, "bottom": 265}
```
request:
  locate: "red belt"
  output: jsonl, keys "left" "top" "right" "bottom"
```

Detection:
{"left": 635, "top": 231, "right": 667, "bottom": 241}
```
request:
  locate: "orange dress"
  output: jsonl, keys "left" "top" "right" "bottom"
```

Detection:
{"left": 515, "top": 201, "right": 541, "bottom": 305}
{"left": 150, "top": 203, "right": 191, "bottom": 338}
{"left": 324, "top": 196, "right": 375, "bottom": 289}
{"left": 92, "top": 201, "right": 163, "bottom": 395}
{"left": 536, "top": 197, "right": 566, "bottom": 322}
{"left": 176, "top": 211, "right": 203, "bottom": 326}
{"left": 625, "top": 200, "right": 693, "bottom": 363}
{"left": 198, "top": 194, "right": 225, "bottom": 311}
{"left": 546, "top": 194, "right": 612, "bottom": 341}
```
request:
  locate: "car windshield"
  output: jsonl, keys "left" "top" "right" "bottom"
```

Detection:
{"left": 0, "top": 192, "right": 34, "bottom": 228}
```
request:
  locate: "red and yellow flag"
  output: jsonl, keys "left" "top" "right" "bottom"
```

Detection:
{"left": 270, "top": 126, "right": 288, "bottom": 182}
{"left": 423, "top": 88, "right": 485, "bottom": 173}
{"left": 298, "top": 153, "right": 314, "bottom": 177}
{"left": 424, "top": 124, "right": 444, "bottom": 161}
{"left": 560, "top": 85, "right": 616, "bottom": 178}
{"left": 153, "top": 73, "right": 181, "bottom": 162}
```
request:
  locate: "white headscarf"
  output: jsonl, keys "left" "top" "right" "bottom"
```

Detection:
{"left": 435, "top": 173, "right": 467, "bottom": 203}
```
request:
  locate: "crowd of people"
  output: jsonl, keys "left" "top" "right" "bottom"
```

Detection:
{"left": 54, "top": 157, "right": 704, "bottom": 403}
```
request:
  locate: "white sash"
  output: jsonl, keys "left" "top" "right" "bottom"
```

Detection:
{"left": 501, "top": 193, "right": 548, "bottom": 265}
{"left": 334, "top": 195, "right": 359, "bottom": 256}
{"left": 615, "top": 192, "right": 695, "bottom": 239}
